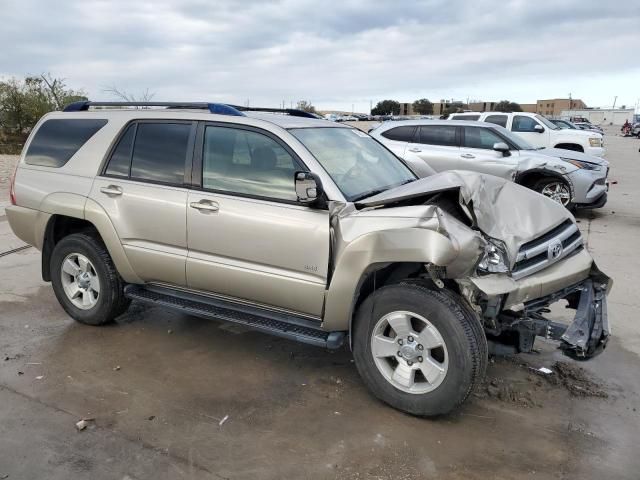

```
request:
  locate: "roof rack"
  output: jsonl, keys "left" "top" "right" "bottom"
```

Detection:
{"left": 227, "top": 105, "right": 319, "bottom": 119}
{"left": 63, "top": 101, "right": 320, "bottom": 119}
{"left": 63, "top": 101, "right": 246, "bottom": 116}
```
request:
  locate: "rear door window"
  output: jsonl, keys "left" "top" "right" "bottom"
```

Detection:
{"left": 418, "top": 125, "right": 458, "bottom": 147}
{"left": 381, "top": 126, "right": 417, "bottom": 142}
{"left": 104, "top": 124, "right": 135, "bottom": 177}
{"left": 129, "top": 123, "right": 192, "bottom": 184}
{"left": 25, "top": 119, "right": 107, "bottom": 167}
{"left": 484, "top": 115, "right": 508, "bottom": 128}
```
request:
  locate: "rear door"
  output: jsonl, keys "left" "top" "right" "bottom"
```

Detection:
{"left": 459, "top": 126, "right": 519, "bottom": 179}
{"left": 511, "top": 115, "right": 550, "bottom": 148}
{"left": 406, "top": 124, "right": 461, "bottom": 172}
{"left": 185, "top": 123, "right": 330, "bottom": 317}
{"left": 90, "top": 120, "right": 195, "bottom": 286}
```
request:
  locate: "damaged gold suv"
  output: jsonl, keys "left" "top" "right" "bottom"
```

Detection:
{"left": 7, "top": 101, "right": 611, "bottom": 416}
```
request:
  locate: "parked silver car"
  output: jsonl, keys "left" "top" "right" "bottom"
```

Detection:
{"left": 371, "top": 120, "right": 609, "bottom": 209}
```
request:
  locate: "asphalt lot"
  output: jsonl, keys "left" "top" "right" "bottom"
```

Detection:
{"left": 0, "top": 127, "right": 639, "bottom": 479}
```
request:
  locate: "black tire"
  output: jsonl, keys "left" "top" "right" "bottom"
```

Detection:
{"left": 531, "top": 177, "right": 574, "bottom": 210}
{"left": 50, "top": 233, "right": 130, "bottom": 325}
{"left": 352, "top": 282, "right": 487, "bottom": 416}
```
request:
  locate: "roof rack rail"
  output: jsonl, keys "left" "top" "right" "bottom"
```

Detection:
{"left": 227, "top": 105, "right": 319, "bottom": 119}
{"left": 63, "top": 101, "right": 246, "bottom": 116}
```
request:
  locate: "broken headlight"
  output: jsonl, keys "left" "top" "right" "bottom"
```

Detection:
{"left": 477, "top": 238, "right": 509, "bottom": 274}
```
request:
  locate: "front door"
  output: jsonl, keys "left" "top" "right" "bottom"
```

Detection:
{"left": 458, "top": 126, "right": 519, "bottom": 179}
{"left": 186, "top": 123, "right": 330, "bottom": 317}
{"left": 90, "top": 120, "right": 195, "bottom": 286}
{"left": 510, "top": 114, "right": 549, "bottom": 149}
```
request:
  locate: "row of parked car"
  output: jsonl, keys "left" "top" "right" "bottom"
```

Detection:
{"left": 369, "top": 111, "right": 609, "bottom": 210}
{"left": 7, "top": 101, "right": 610, "bottom": 417}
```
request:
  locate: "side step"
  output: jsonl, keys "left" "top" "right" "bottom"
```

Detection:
{"left": 124, "top": 285, "right": 345, "bottom": 349}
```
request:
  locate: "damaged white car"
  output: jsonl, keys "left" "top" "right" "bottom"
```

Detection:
{"left": 7, "top": 102, "right": 611, "bottom": 417}
{"left": 371, "top": 120, "right": 609, "bottom": 209}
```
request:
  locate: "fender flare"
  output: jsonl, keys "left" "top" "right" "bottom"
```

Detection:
{"left": 322, "top": 228, "right": 457, "bottom": 331}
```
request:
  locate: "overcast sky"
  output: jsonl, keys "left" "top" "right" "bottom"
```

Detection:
{"left": 1, "top": 0, "right": 638, "bottom": 113}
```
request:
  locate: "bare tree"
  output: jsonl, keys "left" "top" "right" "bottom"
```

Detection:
{"left": 103, "top": 85, "right": 155, "bottom": 102}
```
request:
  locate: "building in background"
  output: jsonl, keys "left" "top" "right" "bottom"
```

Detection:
{"left": 398, "top": 103, "right": 415, "bottom": 115}
{"left": 560, "top": 108, "right": 634, "bottom": 125}
{"left": 536, "top": 98, "right": 587, "bottom": 117}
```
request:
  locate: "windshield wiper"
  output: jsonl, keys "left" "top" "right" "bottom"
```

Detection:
{"left": 350, "top": 179, "right": 415, "bottom": 202}
{"left": 350, "top": 188, "right": 389, "bottom": 202}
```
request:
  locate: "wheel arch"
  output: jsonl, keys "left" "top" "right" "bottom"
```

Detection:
{"left": 42, "top": 201, "right": 141, "bottom": 284}
{"left": 553, "top": 143, "right": 584, "bottom": 152}
{"left": 322, "top": 228, "right": 459, "bottom": 333}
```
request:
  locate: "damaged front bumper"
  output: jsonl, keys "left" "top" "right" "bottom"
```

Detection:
{"left": 459, "top": 253, "right": 611, "bottom": 361}
{"left": 522, "top": 279, "right": 610, "bottom": 360}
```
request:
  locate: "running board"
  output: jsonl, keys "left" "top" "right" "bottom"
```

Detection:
{"left": 124, "top": 285, "right": 345, "bottom": 349}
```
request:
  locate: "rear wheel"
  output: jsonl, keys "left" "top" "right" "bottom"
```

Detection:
{"left": 352, "top": 282, "right": 487, "bottom": 416}
{"left": 50, "top": 233, "right": 130, "bottom": 325}
{"left": 532, "top": 177, "right": 574, "bottom": 209}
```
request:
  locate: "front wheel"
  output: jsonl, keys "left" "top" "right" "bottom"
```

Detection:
{"left": 352, "top": 283, "right": 487, "bottom": 416}
{"left": 50, "top": 233, "right": 130, "bottom": 325}
{"left": 532, "top": 177, "right": 574, "bottom": 209}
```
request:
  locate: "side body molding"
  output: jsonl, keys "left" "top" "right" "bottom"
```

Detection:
{"left": 321, "top": 228, "right": 457, "bottom": 331}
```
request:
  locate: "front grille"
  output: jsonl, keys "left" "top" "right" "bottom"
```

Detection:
{"left": 512, "top": 219, "right": 583, "bottom": 279}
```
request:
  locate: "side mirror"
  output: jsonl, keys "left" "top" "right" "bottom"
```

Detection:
{"left": 492, "top": 142, "right": 511, "bottom": 156}
{"left": 295, "top": 171, "right": 323, "bottom": 204}
{"left": 534, "top": 124, "right": 545, "bottom": 133}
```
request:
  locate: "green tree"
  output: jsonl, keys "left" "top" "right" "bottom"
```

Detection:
{"left": 494, "top": 100, "right": 522, "bottom": 112}
{"left": 0, "top": 74, "right": 86, "bottom": 132}
{"left": 412, "top": 98, "right": 433, "bottom": 115}
{"left": 371, "top": 100, "right": 400, "bottom": 116}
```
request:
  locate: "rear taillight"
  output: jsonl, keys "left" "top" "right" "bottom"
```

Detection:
{"left": 9, "top": 163, "right": 18, "bottom": 205}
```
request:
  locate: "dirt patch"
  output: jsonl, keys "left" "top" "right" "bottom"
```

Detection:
{"left": 478, "top": 376, "right": 539, "bottom": 407}
{"left": 546, "top": 361, "right": 608, "bottom": 398}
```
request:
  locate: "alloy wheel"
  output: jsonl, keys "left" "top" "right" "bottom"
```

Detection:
{"left": 370, "top": 310, "right": 449, "bottom": 394}
{"left": 60, "top": 253, "right": 100, "bottom": 310}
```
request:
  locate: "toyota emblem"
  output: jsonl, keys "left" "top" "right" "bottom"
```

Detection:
{"left": 548, "top": 240, "right": 563, "bottom": 260}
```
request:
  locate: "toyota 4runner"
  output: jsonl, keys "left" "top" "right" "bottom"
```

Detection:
{"left": 7, "top": 101, "right": 611, "bottom": 416}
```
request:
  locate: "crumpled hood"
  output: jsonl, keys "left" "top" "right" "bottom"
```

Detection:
{"left": 356, "top": 170, "right": 572, "bottom": 261}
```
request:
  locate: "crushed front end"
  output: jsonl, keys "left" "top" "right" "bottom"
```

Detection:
{"left": 458, "top": 222, "right": 611, "bottom": 361}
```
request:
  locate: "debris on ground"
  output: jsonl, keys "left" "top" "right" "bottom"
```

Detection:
{"left": 3, "top": 353, "right": 22, "bottom": 361}
{"left": 147, "top": 415, "right": 155, "bottom": 421}
{"left": 113, "top": 366, "right": 121, "bottom": 371}
{"left": 547, "top": 361, "right": 608, "bottom": 398}
{"left": 35, "top": 375, "right": 44, "bottom": 380}
{"left": 219, "top": 415, "right": 229, "bottom": 426}
{"left": 478, "top": 377, "right": 538, "bottom": 408}
{"left": 536, "top": 367, "right": 553, "bottom": 375}
{"left": 75, "top": 418, "right": 94, "bottom": 431}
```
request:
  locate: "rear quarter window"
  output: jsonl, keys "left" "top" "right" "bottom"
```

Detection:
{"left": 25, "top": 119, "right": 108, "bottom": 167}
{"left": 381, "top": 126, "right": 417, "bottom": 142}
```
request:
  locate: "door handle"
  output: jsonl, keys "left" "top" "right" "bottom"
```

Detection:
{"left": 100, "top": 185, "right": 123, "bottom": 196}
{"left": 460, "top": 153, "right": 475, "bottom": 159}
{"left": 190, "top": 201, "right": 219, "bottom": 212}
{"left": 408, "top": 148, "right": 422, "bottom": 153}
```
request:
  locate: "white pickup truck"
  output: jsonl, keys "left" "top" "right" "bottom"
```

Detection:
{"left": 449, "top": 112, "right": 605, "bottom": 157}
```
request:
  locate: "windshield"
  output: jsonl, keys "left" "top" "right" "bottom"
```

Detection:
{"left": 535, "top": 115, "right": 560, "bottom": 130}
{"left": 290, "top": 127, "right": 416, "bottom": 201}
